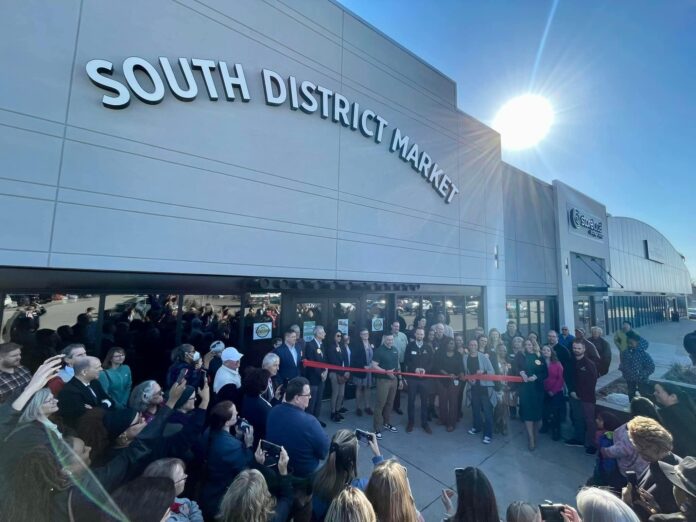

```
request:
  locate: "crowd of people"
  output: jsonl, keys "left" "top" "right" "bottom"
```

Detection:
{"left": 0, "top": 299, "right": 695, "bottom": 522}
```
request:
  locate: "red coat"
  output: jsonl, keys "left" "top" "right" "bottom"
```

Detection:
{"left": 543, "top": 361, "right": 564, "bottom": 394}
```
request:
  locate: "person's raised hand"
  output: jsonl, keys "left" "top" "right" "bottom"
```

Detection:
{"left": 254, "top": 442, "right": 266, "bottom": 466}
{"left": 561, "top": 505, "right": 581, "bottom": 522}
{"left": 198, "top": 378, "right": 210, "bottom": 407}
{"left": 166, "top": 380, "right": 186, "bottom": 408}
{"left": 278, "top": 447, "right": 289, "bottom": 476}
{"left": 203, "top": 351, "right": 216, "bottom": 369}
{"left": 243, "top": 425, "right": 254, "bottom": 448}
{"left": 367, "top": 432, "right": 381, "bottom": 457}
{"left": 440, "top": 488, "right": 455, "bottom": 514}
{"left": 26, "top": 355, "right": 64, "bottom": 394}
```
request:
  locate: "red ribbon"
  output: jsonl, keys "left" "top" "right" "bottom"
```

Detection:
{"left": 302, "top": 359, "right": 523, "bottom": 382}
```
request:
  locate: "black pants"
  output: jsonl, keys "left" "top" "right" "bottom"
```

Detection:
{"left": 626, "top": 380, "right": 651, "bottom": 399}
{"left": 542, "top": 392, "right": 564, "bottom": 436}
{"left": 407, "top": 378, "right": 431, "bottom": 425}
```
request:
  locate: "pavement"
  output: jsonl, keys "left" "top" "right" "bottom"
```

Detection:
{"left": 324, "top": 319, "right": 696, "bottom": 521}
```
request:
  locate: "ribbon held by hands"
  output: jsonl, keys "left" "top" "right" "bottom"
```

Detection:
{"left": 302, "top": 360, "right": 523, "bottom": 382}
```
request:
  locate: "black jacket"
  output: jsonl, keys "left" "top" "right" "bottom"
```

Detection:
{"left": 659, "top": 402, "right": 696, "bottom": 460}
{"left": 326, "top": 342, "right": 349, "bottom": 374}
{"left": 57, "top": 377, "right": 113, "bottom": 425}
{"left": 403, "top": 341, "right": 434, "bottom": 374}
{"left": 304, "top": 338, "right": 327, "bottom": 385}
{"left": 349, "top": 341, "right": 368, "bottom": 369}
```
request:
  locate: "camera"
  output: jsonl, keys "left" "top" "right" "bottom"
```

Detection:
{"left": 355, "top": 429, "right": 374, "bottom": 444}
{"left": 539, "top": 502, "right": 565, "bottom": 522}
{"left": 260, "top": 439, "right": 282, "bottom": 467}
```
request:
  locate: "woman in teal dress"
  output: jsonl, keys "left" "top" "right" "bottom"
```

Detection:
{"left": 99, "top": 347, "right": 132, "bottom": 408}
{"left": 515, "top": 339, "right": 548, "bottom": 450}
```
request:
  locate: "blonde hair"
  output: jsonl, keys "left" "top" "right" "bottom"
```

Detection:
{"left": 365, "top": 460, "right": 418, "bottom": 522}
{"left": 313, "top": 429, "right": 359, "bottom": 502}
{"left": 218, "top": 469, "right": 276, "bottom": 522}
{"left": 627, "top": 416, "right": 673, "bottom": 462}
{"left": 506, "top": 501, "right": 540, "bottom": 522}
{"left": 325, "top": 487, "right": 376, "bottom": 522}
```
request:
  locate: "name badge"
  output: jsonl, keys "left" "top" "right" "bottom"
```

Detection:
{"left": 411, "top": 351, "right": 418, "bottom": 355}
{"left": 317, "top": 349, "right": 322, "bottom": 355}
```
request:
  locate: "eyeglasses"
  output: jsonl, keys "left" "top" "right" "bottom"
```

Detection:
{"left": 299, "top": 393, "right": 312, "bottom": 398}
{"left": 175, "top": 474, "right": 188, "bottom": 484}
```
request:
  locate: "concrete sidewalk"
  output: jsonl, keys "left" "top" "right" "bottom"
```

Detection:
{"left": 323, "top": 319, "right": 695, "bottom": 521}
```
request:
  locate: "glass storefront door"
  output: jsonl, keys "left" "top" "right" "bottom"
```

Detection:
{"left": 574, "top": 298, "right": 592, "bottom": 333}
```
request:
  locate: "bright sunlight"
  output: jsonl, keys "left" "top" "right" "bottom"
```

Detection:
{"left": 493, "top": 94, "right": 554, "bottom": 150}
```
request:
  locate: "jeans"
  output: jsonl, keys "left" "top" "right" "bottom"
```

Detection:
{"left": 569, "top": 396, "right": 596, "bottom": 448}
{"left": 471, "top": 385, "right": 493, "bottom": 438}
{"left": 308, "top": 380, "right": 325, "bottom": 419}
{"left": 407, "top": 378, "right": 431, "bottom": 425}
{"left": 374, "top": 378, "right": 397, "bottom": 431}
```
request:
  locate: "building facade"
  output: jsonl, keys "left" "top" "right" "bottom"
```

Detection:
{"left": 0, "top": 0, "right": 690, "bottom": 362}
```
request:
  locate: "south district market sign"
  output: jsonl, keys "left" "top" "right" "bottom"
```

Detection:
{"left": 86, "top": 57, "right": 460, "bottom": 204}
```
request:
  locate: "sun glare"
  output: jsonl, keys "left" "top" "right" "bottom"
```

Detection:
{"left": 493, "top": 94, "right": 554, "bottom": 150}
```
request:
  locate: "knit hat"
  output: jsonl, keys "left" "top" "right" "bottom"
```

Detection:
{"left": 102, "top": 407, "right": 139, "bottom": 438}
{"left": 172, "top": 385, "right": 195, "bottom": 410}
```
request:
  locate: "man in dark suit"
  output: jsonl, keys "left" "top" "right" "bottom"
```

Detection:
{"left": 58, "top": 355, "right": 113, "bottom": 426}
{"left": 273, "top": 328, "right": 303, "bottom": 388}
{"left": 404, "top": 328, "right": 434, "bottom": 434}
{"left": 304, "top": 325, "right": 328, "bottom": 427}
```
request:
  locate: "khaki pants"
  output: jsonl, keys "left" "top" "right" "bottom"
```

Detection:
{"left": 374, "top": 378, "right": 397, "bottom": 431}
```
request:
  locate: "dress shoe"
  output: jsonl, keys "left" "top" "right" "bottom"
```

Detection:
{"left": 339, "top": 407, "right": 348, "bottom": 414}
{"left": 422, "top": 424, "right": 432, "bottom": 434}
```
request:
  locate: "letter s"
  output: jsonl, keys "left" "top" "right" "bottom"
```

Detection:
{"left": 85, "top": 59, "right": 130, "bottom": 109}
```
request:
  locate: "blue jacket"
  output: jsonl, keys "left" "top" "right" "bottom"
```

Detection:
{"left": 266, "top": 402, "right": 329, "bottom": 478}
{"left": 619, "top": 346, "right": 655, "bottom": 383}
{"left": 199, "top": 428, "right": 253, "bottom": 518}
{"left": 274, "top": 344, "right": 303, "bottom": 385}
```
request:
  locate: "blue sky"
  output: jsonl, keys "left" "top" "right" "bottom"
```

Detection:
{"left": 339, "top": 0, "right": 695, "bottom": 280}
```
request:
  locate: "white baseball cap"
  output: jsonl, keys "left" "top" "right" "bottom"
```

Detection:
{"left": 221, "top": 347, "right": 243, "bottom": 362}
{"left": 210, "top": 340, "right": 225, "bottom": 353}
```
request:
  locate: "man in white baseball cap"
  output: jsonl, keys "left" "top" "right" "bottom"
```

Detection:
{"left": 213, "top": 347, "right": 243, "bottom": 407}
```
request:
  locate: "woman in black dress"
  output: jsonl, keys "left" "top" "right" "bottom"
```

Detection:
{"left": 515, "top": 339, "right": 547, "bottom": 450}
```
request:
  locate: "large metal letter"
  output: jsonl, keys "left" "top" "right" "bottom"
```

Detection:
{"left": 389, "top": 128, "right": 410, "bottom": 158}
{"left": 219, "top": 61, "right": 250, "bottom": 101}
{"left": 85, "top": 59, "right": 131, "bottom": 109}
{"left": 159, "top": 57, "right": 198, "bottom": 101}
{"left": 262, "top": 69, "right": 287, "bottom": 106}
{"left": 123, "top": 57, "right": 165, "bottom": 105}
{"left": 299, "top": 80, "right": 318, "bottom": 113}
{"left": 191, "top": 59, "right": 218, "bottom": 100}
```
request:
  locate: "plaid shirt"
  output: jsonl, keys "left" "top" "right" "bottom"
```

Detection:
{"left": 0, "top": 365, "right": 32, "bottom": 403}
